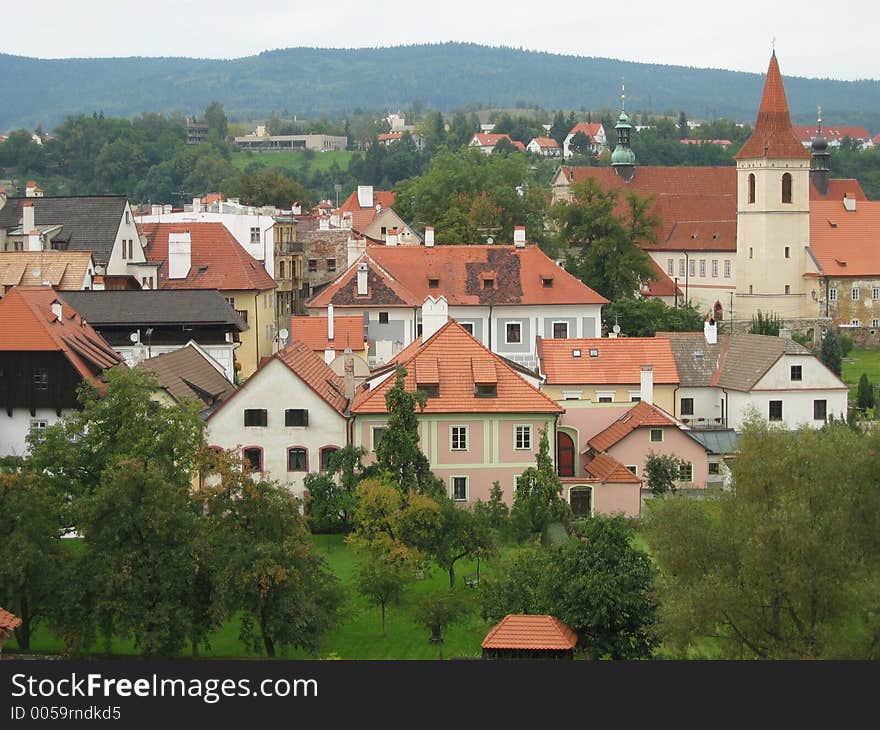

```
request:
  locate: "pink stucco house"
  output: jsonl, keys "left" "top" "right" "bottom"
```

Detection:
{"left": 350, "top": 319, "right": 563, "bottom": 505}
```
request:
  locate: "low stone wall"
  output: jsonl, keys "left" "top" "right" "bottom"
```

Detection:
{"left": 721, "top": 317, "right": 833, "bottom": 346}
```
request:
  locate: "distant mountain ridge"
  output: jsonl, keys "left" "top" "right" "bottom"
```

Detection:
{"left": 1, "top": 43, "right": 879, "bottom": 133}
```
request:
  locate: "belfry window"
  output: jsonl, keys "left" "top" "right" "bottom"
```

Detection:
{"left": 782, "top": 173, "right": 792, "bottom": 204}
{"left": 748, "top": 173, "right": 756, "bottom": 204}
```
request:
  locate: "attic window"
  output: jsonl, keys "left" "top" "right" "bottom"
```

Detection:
{"left": 589, "top": 348, "right": 599, "bottom": 357}
{"left": 542, "top": 277, "right": 554, "bottom": 288}
{"left": 420, "top": 384, "right": 440, "bottom": 398}
{"left": 572, "top": 349, "right": 582, "bottom": 358}
{"left": 474, "top": 383, "right": 497, "bottom": 398}
{"left": 198, "top": 265, "right": 208, "bottom": 272}
{"left": 483, "top": 278, "right": 495, "bottom": 290}
{"left": 694, "top": 351, "right": 704, "bottom": 359}
{"left": 428, "top": 278, "right": 439, "bottom": 288}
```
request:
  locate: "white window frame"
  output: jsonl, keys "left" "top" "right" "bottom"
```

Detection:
{"left": 371, "top": 425, "right": 387, "bottom": 452}
{"left": 450, "top": 475, "right": 468, "bottom": 502}
{"left": 458, "top": 321, "right": 475, "bottom": 335}
{"left": 699, "top": 259, "right": 706, "bottom": 277}
{"left": 596, "top": 391, "right": 615, "bottom": 403}
{"left": 505, "top": 322, "right": 523, "bottom": 345}
{"left": 30, "top": 419, "right": 48, "bottom": 430}
{"left": 450, "top": 425, "right": 468, "bottom": 452}
{"left": 712, "top": 259, "right": 719, "bottom": 278}
{"left": 250, "top": 226, "right": 260, "bottom": 244}
{"left": 667, "top": 258, "right": 674, "bottom": 275}
{"left": 628, "top": 391, "right": 642, "bottom": 403}
{"left": 677, "top": 462, "right": 694, "bottom": 483}
{"left": 872, "top": 319, "right": 879, "bottom": 328}
{"left": 873, "top": 287, "right": 880, "bottom": 301}
{"left": 551, "top": 321, "right": 569, "bottom": 339}
{"left": 626, "top": 465, "right": 638, "bottom": 476}
{"left": 562, "top": 390, "right": 582, "bottom": 400}
{"left": 649, "top": 428, "right": 663, "bottom": 443}
{"left": 514, "top": 424, "right": 532, "bottom": 450}
{"left": 829, "top": 288, "right": 838, "bottom": 301}
{"left": 679, "top": 259, "right": 685, "bottom": 277}
{"left": 852, "top": 287, "right": 860, "bottom": 301}
{"left": 852, "top": 319, "right": 861, "bottom": 327}
{"left": 724, "top": 259, "right": 731, "bottom": 277}
{"left": 689, "top": 259, "right": 696, "bottom": 278}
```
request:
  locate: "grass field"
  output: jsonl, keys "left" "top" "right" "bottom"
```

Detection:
{"left": 228, "top": 149, "right": 358, "bottom": 175}
{"left": 841, "top": 349, "right": 880, "bottom": 403}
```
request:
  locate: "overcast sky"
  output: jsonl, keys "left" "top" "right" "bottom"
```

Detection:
{"left": 3, "top": 0, "right": 876, "bottom": 81}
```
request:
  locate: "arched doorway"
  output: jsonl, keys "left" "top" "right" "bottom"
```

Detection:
{"left": 569, "top": 487, "right": 593, "bottom": 517}
{"left": 557, "top": 431, "right": 575, "bottom": 477}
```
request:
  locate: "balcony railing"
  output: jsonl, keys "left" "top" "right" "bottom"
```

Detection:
{"left": 679, "top": 417, "right": 727, "bottom": 430}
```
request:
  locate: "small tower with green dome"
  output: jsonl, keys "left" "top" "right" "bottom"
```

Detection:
{"left": 611, "top": 84, "right": 636, "bottom": 181}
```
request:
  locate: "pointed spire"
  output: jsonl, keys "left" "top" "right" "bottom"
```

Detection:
{"left": 734, "top": 53, "right": 810, "bottom": 160}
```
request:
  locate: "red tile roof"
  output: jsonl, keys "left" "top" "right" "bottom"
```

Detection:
{"left": 567, "top": 122, "right": 605, "bottom": 142}
{"left": 810, "top": 179, "right": 867, "bottom": 202}
{"left": 809, "top": 200, "right": 880, "bottom": 276}
{"left": 530, "top": 136, "right": 560, "bottom": 148}
{"left": 481, "top": 614, "right": 578, "bottom": 650}
{"left": 471, "top": 133, "right": 515, "bottom": 147}
{"left": 588, "top": 401, "right": 677, "bottom": 452}
{"left": 641, "top": 259, "right": 683, "bottom": 298}
{"left": 793, "top": 125, "right": 872, "bottom": 144}
{"left": 734, "top": 53, "right": 811, "bottom": 161}
{"left": 511, "top": 140, "right": 526, "bottom": 152}
{"left": 351, "top": 320, "right": 563, "bottom": 415}
{"left": 583, "top": 452, "right": 641, "bottom": 483}
{"left": 308, "top": 244, "right": 608, "bottom": 308}
{"left": 336, "top": 189, "right": 397, "bottom": 232}
{"left": 538, "top": 337, "right": 679, "bottom": 386}
{"left": 0, "top": 607, "right": 22, "bottom": 638}
{"left": 140, "top": 222, "right": 276, "bottom": 292}
{"left": 289, "top": 315, "right": 367, "bottom": 353}
{"left": 0, "top": 286, "right": 123, "bottom": 388}
{"left": 377, "top": 132, "right": 404, "bottom": 142}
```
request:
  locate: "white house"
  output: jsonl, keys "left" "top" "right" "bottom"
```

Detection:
{"left": 659, "top": 326, "right": 848, "bottom": 430}
{"left": 205, "top": 340, "right": 351, "bottom": 496}
{"left": 307, "top": 232, "right": 608, "bottom": 369}
{"left": 527, "top": 137, "right": 561, "bottom": 157}
{"left": 563, "top": 122, "right": 607, "bottom": 158}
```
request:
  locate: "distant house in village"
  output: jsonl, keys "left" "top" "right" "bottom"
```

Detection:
{"left": 0, "top": 287, "right": 124, "bottom": 456}
{"left": 61, "top": 289, "right": 247, "bottom": 382}
{"left": 351, "top": 319, "right": 562, "bottom": 505}
{"left": 469, "top": 133, "right": 526, "bottom": 154}
{"left": 377, "top": 132, "right": 424, "bottom": 150}
{"left": 792, "top": 124, "right": 873, "bottom": 150}
{"left": 289, "top": 308, "right": 370, "bottom": 376}
{"left": 234, "top": 129, "right": 347, "bottom": 152}
{"left": 334, "top": 186, "right": 420, "bottom": 245}
{"left": 0, "top": 192, "right": 156, "bottom": 288}
{"left": 138, "top": 222, "right": 276, "bottom": 378}
{"left": 307, "top": 235, "right": 607, "bottom": 369}
{"left": 563, "top": 122, "right": 607, "bottom": 158}
{"left": 135, "top": 342, "right": 236, "bottom": 417}
{"left": 526, "top": 137, "right": 561, "bottom": 157}
{"left": 205, "top": 340, "right": 351, "bottom": 497}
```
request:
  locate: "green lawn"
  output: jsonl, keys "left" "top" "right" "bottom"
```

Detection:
{"left": 6, "top": 534, "right": 494, "bottom": 660}
{"left": 228, "top": 149, "right": 357, "bottom": 174}
{"left": 841, "top": 349, "right": 880, "bottom": 402}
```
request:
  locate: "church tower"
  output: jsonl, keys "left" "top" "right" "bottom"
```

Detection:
{"left": 734, "top": 51, "right": 811, "bottom": 320}
{"left": 611, "top": 85, "right": 636, "bottom": 182}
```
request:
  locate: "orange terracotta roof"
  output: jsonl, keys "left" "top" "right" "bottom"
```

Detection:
{"left": 0, "top": 286, "right": 123, "bottom": 388}
{"left": 336, "top": 189, "right": 396, "bottom": 233}
{"left": 351, "top": 320, "right": 563, "bottom": 415}
{"left": 472, "top": 133, "right": 515, "bottom": 147}
{"left": 0, "top": 607, "right": 22, "bottom": 638}
{"left": 583, "top": 452, "right": 641, "bottom": 483}
{"left": 530, "top": 136, "right": 560, "bottom": 148}
{"left": 538, "top": 337, "right": 679, "bottom": 386}
{"left": 810, "top": 179, "right": 867, "bottom": 202}
{"left": 377, "top": 132, "right": 404, "bottom": 142}
{"left": 809, "top": 200, "right": 880, "bottom": 276}
{"left": 481, "top": 614, "right": 578, "bottom": 650}
{"left": 276, "top": 340, "right": 348, "bottom": 415}
{"left": 289, "top": 315, "right": 367, "bottom": 353}
{"left": 588, "top": 401, "right": 677, "bottom": 452}
{"left": 512, "top": 140, "right": 526, "bottom": 151}
{"left": 567, "top": 122, "right": 605, "bottom": 141}
{"left": 140, "top": 222, "right": 276, "bottom": 292}
{"left": 641, "top": 259, "right": 683, "bottom": 297}
{"left": 308, "top": 245, "right": 608, "bottom": 308}
{"left": 734, "top": 53, "right": 811, "bottom": 161}
{"left": 793, "top": 125, "right": 872, "bottom": 143}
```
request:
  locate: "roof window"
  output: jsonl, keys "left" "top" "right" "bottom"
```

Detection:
{"left": 572, "top": 349, "right": 582, "bottom": 358}
{"left": 589, "top": 348, "right": 599, "bottom": 357}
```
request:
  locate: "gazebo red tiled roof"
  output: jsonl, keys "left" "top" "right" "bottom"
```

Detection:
{"left": 0, "top": 607, "right": 22, "bottom": 639}
{"left": 481, "top": 614, "right": 578, "bottom": 650}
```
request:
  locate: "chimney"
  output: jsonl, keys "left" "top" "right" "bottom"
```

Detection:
{"left": 844, "top": 196, "right": 857, "bottom": 212}
{"left": 357, "top": 185, "right": 374, "bottom": 208}
{"left": 420, "top": 295, "right": 448, "bottom": 342}
{"left": 343, "top": 348, "right": 356, "bottom": 402}
{"left": 324, "top": 348, "right": 336, "bottom": 364}
{"left": 424, "top": 226, "right": 435, "bottom": 247}
{"left": 704, "top": 317, "right": 718, "bottom": 345}
{"left": 319, "top": 215, "right": 330, "bottom": 231}
{"left": 330, "top": 213, "right": 340, "bottom": 227}
{"left": 151, "top": 204, "right": 162, "bottom": 216}
{"left": 50, "top": 299, "right": 63, "bottom": 320}
{"left": 514, "top": 226, "right": 526, "bottom": 248}
{"left": 192, "top": 197, "right": 201, "bottom": 212}
{"left": 357, "top": 261, "right": 369, "bottom": 296}
{"left": 292, "top": 202, "right": 302, "bottom": 215}
{"left": 25, "top": 181, "right": 37, "bottom": 198}
{"left": 327, "top": 303, "right": 335, "bottom": 342}
{"left": 22, "top": 201, "right": 35, "bottom": 234}
{"left": 168, "top": 231, "right": 192, "bottom": 280}
{"left": 386, "top": 227, "right": 399, "bottom": 246}
{"left": 347, "top": 234, "right": 367, "bottom": 267}
{"left": 640, "top": 365, "right": 654, "bottom": 406}
{"left": 163, "top": 204, "right": 172, "bottom": 214}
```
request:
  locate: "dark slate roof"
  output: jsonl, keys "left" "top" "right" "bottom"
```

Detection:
{"left": 60, "top": 290, "right": 248, "bottom": 330}
{"left": 0, "top": 196, "right": 127, "bottom": 265}
{"left": 135, "top": 344, "right": 236, "bottom": 413}
{"left": 686, "top": 429, "right": 740, "bottom": 455}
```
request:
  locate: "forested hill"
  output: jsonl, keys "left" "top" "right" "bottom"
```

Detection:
{"left": 2, "top": 43, "right": 879, "bottom": 132}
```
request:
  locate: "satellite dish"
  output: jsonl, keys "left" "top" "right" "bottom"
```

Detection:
{"left": 486, "top": 236, "right": 494, "bottom": 245}
{"left": 612, "top": 324, "right": 621, "bottom": 334}
{"left": 129, "top": 332, "right": 139, "bottom": 343}
{"left": 279, "top": 328, "right": 289, "bottom": 341}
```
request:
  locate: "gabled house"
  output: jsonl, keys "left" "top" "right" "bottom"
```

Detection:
{"left": 334, "top": 186, "right": 420, "bottom": 245}
{"left": 658, "top": 328, "right": 849, "bottom": 429}
{"left": 469, "top": 133, "right": 526, "bottom": 153}
{"left": 205, "top": 340, "right": 351, "bottom": 496}
{"left": 289, "top": 308, "right": 370, "bottom": 372}
{"left": 350, "top": 319, "right": 563, "bottom": 505}
{"left": 139, "top": 222, "right": 277, "bottom": 378}
{"left": 563, "top": 122, "right": 607, "bottom": 158}
{"left": 0, "top": 193, "right": 156, "bottom": 288}
{"left": 526, "top": 137, "right": 561, "bottom": 157}
{"left": 135, "top": 342, "right": 236, "bottom": 417}
{"left": 61, "top": 290, "right": 247, "bottom": 382}
{"left": 307, "top": 236, "right": 607, "bottom": 368}
{"left": 793, "top": 124, "right": 873, "bottom": 150}
{"left": 0, "top": 286, "right": 124, "bottom": 456}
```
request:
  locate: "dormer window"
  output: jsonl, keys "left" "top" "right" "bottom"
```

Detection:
{"left": 589, "top": 348, "right": 599, "bottom": 357}
{"left": 542, "top": 277, "right": 554, "bottom": 288}
{"left": 420, "top": 384, "right": 440, "bottom": 398}
{"left": 474, "top": 383, "right": 497, "bottom": 398}
{"left": 428, "top": 278, "right": 439, "bottom": 288}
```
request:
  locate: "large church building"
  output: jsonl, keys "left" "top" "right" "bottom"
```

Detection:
{"left": 552, "top": 52, "right": 873, "bottom": 339}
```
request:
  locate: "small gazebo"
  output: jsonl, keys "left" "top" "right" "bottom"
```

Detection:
{"left": 481, "top": 614, "right": 578, "bottom": 660}
{"left": 0, "top": 607, "right": 22, "bottom": 656}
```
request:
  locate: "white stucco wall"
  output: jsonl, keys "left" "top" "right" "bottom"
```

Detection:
{"left": 205, "top": 357, "right": 347, "bottom": 496}
{"left": 106, "top": 202, "right": 147, "bottom": 276}
{"left": 0, "top": 408, "right": 73, "bottom": 457}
